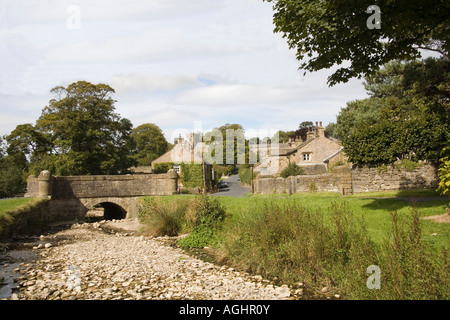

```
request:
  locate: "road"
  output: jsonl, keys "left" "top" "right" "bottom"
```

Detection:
{"left": 212, "top": 174, "right": 251, "bottom": 198}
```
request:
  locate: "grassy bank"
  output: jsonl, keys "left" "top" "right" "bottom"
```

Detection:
{"left": 0, "top": 197, "right": 48, "bottom": 240}
{"left": 138, "top": 191, "right": 449, "bottom": 299}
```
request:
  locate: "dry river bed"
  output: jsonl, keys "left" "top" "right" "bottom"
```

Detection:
{"left": 0, "top": 219, "right": 327, "bottom": 300}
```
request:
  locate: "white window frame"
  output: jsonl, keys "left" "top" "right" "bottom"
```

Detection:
{"left": 302, "top": 153, "right": 311, "bottom": 161}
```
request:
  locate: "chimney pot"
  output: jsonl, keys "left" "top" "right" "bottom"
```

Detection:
{"left": 320, "top": 121, "right": 322, "bottom": 127}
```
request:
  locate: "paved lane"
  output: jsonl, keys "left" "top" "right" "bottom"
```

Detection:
{"left": 212, "top": 175, "right": 251, "bottom": 198}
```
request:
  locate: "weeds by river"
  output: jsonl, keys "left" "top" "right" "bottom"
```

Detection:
{"left": 138, "top": 194, "right": 450, "bottom": 300}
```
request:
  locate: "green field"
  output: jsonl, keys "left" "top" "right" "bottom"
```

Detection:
{"left": 0, "top": 197, "right": 43, "bottom": 240}
{"left": 153, "top": 190, "right": 449, "bottom": 249}
{"left": 0, "top": 198, "right": 34, "bottom": 215}
{"left": 213, "top": 191, "right": 449, "bottom": 248}
{"left": 140, "top": 190, "right": 449, "bottom": 299}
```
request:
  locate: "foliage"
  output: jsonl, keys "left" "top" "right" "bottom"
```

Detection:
{"left": 7, "top": 81, "right": 136, "bottom": 176}
{"left": 280, "top": 162, "right": 305, "bottom": 178}
{"left": 213, "top": 164, "right": 235, "bottom": 179}
{"left": 137, "top": 197, "right": 194, "bottom": 237}
{"left": 265, "top": 0, "right": 449, "bottom": 85}
{"left": 238, "top": 164, "right": 256, "bottom": 185}
{"left": 130, "top": 123, "right": 169, "bottom": 166}
{"left": 271, "top": 131, "right": 290, "bottom": 144}
{"left": 220, "top": 199, "right": 449, "bottom": 299}
{"left": 336, "top": 58, "right": 450, "bottom": 166}
{"left": 324, "top": 122, "right": 337, "bottom": 139}
{"left": 437, "top": 145, "right": 450, "bottom": 197}
{"left": 180, "top": 164, "right": 203, "bottom": 188}
{"left": 0, "top": 198, "right": 48, "bottom": 240}
{"left": 0, "top": 153, "right": 28, "bottom": 198}
{"left": 298, "top": 121, "right": 313, "bottom": 130}
{"left": 203, "top": 123, "right": 255, "bottom": 166}
{"left": 178, "top": 196, "right": 226, "bottom": 248}
{"left": 153, "top": 162, "right": 174, "bottom": 174}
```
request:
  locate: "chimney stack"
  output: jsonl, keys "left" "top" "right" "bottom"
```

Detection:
{"left": 317, "top": 121, "right": 325, "bottom": 137}
{"left": 307, "top": 125, "right": 316, "bottom": 139}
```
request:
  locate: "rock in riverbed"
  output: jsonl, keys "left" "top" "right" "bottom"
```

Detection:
{"left": 12, "top": 219, "right": 294, "bottom": 300}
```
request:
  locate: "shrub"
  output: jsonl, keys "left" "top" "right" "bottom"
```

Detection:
{"left": 238, "top": 164, "right": 255, "bottom": 185}
{"left": 280, "top": 162, "right": 305, "bottom": 178}
{"left": 437, "top": 145, "right": 450, "bottom": 197}
{"left": 153, "top": 162, "right": 174, "bottom": 174}
{"left": 220, "top": 200, "right": 450, "bottom": 299}
{"left": 180, "top": 164, "right": 203, "bottom": 188}
{"left": 178, "top": 196, "right": 227, "bottom": 248}
{"left": 309, "top": 182, "right": 318, "bottom": 192}
{"left": 138, "top": 197, "right": 194, "bottom": 237}
{"left": 221, "top": 201, "right": 364, "bottom": 286}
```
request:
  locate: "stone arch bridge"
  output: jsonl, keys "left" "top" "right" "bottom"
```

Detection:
{"left": 25, "top": 170, "right": 179, "bottom": 223}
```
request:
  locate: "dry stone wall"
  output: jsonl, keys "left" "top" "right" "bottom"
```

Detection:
{"left": 255, "top": 163, "right": 438, "bottom": 195}
{"left": 351, "top": 163, "right": 438, "bottom": 193}
{"left": 255, "top": 166, "right": 350, "bottom": 195}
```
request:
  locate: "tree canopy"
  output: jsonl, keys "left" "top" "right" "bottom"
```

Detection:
{"left": 335, "top": 58, "right": 450, "bottom": 166}
{"left": 4, "top": 81, "right": 136, "bottom": 177}
{"left": 130, "top": 123, "right": 169, "bottom": 166}
{"left": 265, "top": 0, "right": 449, "bottom": 85}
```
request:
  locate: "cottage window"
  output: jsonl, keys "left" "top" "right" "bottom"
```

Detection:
{"left": 173, "top": 164, "right": 180, "bottom": 173}
{"left": 303, "top": 153, "right": 311, "bottom": 161}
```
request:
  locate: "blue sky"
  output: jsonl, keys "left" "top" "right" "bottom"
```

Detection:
{"left": 0, "top": 0, "right": 369, "bottom": 141}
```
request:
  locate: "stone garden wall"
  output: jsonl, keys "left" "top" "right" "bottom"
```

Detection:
{"left": 254, "top": 163, "right": 438, "bottom": 195}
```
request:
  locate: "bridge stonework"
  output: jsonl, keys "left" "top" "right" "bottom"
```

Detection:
{"left": 25, "top": 170, "right": 179, "bottom": 222}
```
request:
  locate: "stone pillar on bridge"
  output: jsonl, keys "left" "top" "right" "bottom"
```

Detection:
{"left": 167, "top": 169, "right": 179, "bottom": 194}
{"left": 38, "top": 170, "right": 53, "bottom": 198}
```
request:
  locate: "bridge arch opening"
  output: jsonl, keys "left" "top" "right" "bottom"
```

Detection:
{"left": 97, "top": 202, "right": 127, "bottom": 220}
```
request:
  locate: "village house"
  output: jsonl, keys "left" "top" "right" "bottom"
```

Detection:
{"left": 150, "top": 133, "right": 215, "bottom": 192}
{"left": 255, "top": 122, "right": 347, "bottom": 176}
{"left": 151, "top": 133, "right": 204, "bottom": 173}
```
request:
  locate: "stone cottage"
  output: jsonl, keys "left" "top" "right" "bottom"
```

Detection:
{"left": 150, "top": 133, "right": 215, "bottom": 192}
{"left": 255, "top": 122, "right": 347, "bottom": 176}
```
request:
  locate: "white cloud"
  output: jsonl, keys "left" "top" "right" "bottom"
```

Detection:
{"left": 111, "top": 73, "right": 201, "bottom": 93}
{"left": 176, "top": 83, "right": 299, "bottom": 106}
{"left": 0, "top": 113, "right": 36, "bottom": 136}
{"left": 0, "top": 0, "right": 370, "bottom": 140}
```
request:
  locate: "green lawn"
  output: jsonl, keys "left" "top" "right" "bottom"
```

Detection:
{"left": 0, "top": 198, "right": 34, "bottom": 214}
{"left": 157, "top": 191, "right": 449, "bottom": 249}
{"left": 138, "top": 191, "right": 450, "bottom": 299}
{"left": 210, "top": 191, "right": 449, "bottom": 249}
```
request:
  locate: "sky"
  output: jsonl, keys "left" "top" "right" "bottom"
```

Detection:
{"left": 0, "top": 0, "right": 369, "bottom": 142}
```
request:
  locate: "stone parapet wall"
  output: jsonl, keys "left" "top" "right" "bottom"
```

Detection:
{"left": 51, "top": 174, "right": 176, "bottom": 199}
{"left": 25, "top": 172, "right": 178, "bottom": 199}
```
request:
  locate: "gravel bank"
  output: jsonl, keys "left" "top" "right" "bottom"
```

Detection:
{"left": 7, "top": 219, "right": 299, "bottom": 300}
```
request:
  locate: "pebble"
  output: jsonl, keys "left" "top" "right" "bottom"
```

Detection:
{"left": 11, "top": 219, "right": 293, "bottom": 300}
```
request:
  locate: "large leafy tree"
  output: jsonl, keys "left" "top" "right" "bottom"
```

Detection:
{"left": 0, "top": 136, "right": 28, "bottom": 197}
{"left": 130, "top": 123, "right": 169, "bottom": 166}
{"left": 203, "top": 123, "right": 256, "bottom": 165}
{"left": 265, "top": 0, "right": 449, "bottom": 85}
{"left": 32, "top": 81, "right": 135, "bottom": 175}
{"left": 336, "top": 58, "right": 449, "bottom": 166}
{"left": 0, "top": 153, "right": 28, "bottom": 197}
